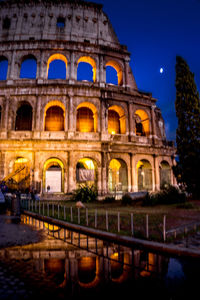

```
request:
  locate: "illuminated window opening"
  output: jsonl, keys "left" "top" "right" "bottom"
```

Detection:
{"left": 47, "top": 54, "right": 67, "bottom": 79}
{"left": 15, "top": 102, "right": 32, "bottom": 131}
{"left": 108, "top": 158, "right": 128, "bottom": 192}
{"left": 106, "top": 60, "right": 123, "bottom": 85}
{"left": 0, "top": 57, "right": 8, "bottom": 80}
{"left": 77, "top": 62, "right": 93, "bottom": 82}
{"left": 76, "top": 102, "right": 97, "bottom": 133}
{"left": 108, "top": 105, "right": 126, "bottom": 134}
{"left": 137, "top": 159, "right": 152, "bottom": 191}
{"left": 77, "top": 56, "right": 96, "bottom": 82}
{"left": 106, "top": 66, "right": 118, "bottom": 85}
{"left": 20, "top": 56, "right": 37, "bottom": 79}
{"left": 135, "top": 110, "right": 150, "bottom": 137}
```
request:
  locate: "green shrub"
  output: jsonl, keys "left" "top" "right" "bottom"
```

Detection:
{"left": 121, "top": 193, "right": 132, "bottom": 205}
{"left": 72, "top": 184, "right": 98, "bottom": 203}
{"left": 143, "top": 185, "right": 186, "bottom": 206}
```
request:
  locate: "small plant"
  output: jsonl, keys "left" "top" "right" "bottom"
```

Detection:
{"left": 72, "top": 184, "right": 97, "bottom": 203}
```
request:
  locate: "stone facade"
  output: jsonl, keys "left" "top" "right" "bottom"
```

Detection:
{"left": 0, "top": 0, "right": 176, "bottom": 198}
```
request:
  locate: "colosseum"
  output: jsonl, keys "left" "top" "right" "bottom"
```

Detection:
{"left": 0, "top": 0, "right": 176, "bottom": 199}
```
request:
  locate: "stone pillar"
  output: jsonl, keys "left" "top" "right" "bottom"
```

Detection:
{"left": 154, "top": 155, "right": 160, "bottom": 191}
{"left": 69, "top": 52, "right": 76, "bottom": 83}
{"left": 101, "top": 152, "right": 107, "bottom": 195}
{"left": 68, "top": 94, "right": 75, "bottom": 139}
{"left": 128, "top": 102, "right": 134, "bottom": 138}
{"left": 100, "top": 99, "right": 109, "bottom": 140}
{"left": 131, "top": 154, "right": 137, "bottom": 192}
{"left": 99, "top": 55, "right": 105, "bottom": 87}
{"left": 68, "top": 151, "right": 76, "bottom": 193}
{"left": 3, "top": 98, "right": 9, "bottom": 131}
{"left": 124, "top": 58, "right": 130, "bottom": 88}
{"left": 7, "top": 51, "right": 16, "bottom": 83}
{"left": 37, "top": 51, "right": 45, "bottom": 82}
{"left": 151, "top": 105, "right": 157, "bottom": 143}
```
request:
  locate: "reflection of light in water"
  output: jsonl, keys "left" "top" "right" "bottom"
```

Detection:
{"left": 166, "top": 258, "right": 185, "bottom": 280}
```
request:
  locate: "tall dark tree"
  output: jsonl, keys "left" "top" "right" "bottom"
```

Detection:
{"left": 173, "top": 56, "right": 200, "bottom": 198}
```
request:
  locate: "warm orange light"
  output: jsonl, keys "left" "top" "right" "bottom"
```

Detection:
{"left": 47, "top": 54, "right": 67, "bottom": 79}
{"left": 135, "top": 109, "right": 150, "bottom": 136}
{"left": 106, "top": 60, "right": 123, "bottom": 85}
{"left": 108, "top": 105, "right": 126, "bottom": 134}
{"left": 77, "top": 56, "right": 96, "bottom": 82}
{"left": 76, "top": 102, "right": 97, "bottom": 133}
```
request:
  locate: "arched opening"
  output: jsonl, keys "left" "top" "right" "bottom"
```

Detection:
{"left": 77, "top": 57, "right": 96, "bottom": 82}
{"left": 160, "top": 161, "right": 171, "bottom": 189}
{"left": 0, "top": 56, "right": 8, "bottom": 80}
{"left": 135, "top": 110, "right": 150, "bottom": 137}
{"left": 44, "top": 102, "right": 65, "bottom": 131}
{"left": 44, "top": 158, "right": 64, "bottom": 193}
{"left": 76, "top": 102, "right": 97, "bottom": 133}
{"left": 15, "top": 102, "right": 32, "bottom": 131}
{"left": 44, "top": 259, "right": 65, "bottom": 285}
{"left": 76, "top": 158, "right": 97, "bottom": 188}
{"left": 20, "top": 55, "right": 37, "bottom": 79}
{"left": 137, "top": 159, "right": 152, "bottom": 191}
{"left": 108, "top": 159, "right": 128, "bottom": 193}
{"left": 78, "top": 257, "right": 97, "bottom": 284}
{"left": 108, "top": 105, "right": 126, "bottom": 134}
{"left": 106, "top": 60, "right": 123, "bottom": 85}
{"left": 47, "top": 54, "right": 67, "bottom": 79}
{"left": 5, "top": 157, "right": 30, "bottom": 191}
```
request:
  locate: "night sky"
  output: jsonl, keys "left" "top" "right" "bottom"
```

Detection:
{"left": 93, "top": 0, "right": 200, "bottom": 142}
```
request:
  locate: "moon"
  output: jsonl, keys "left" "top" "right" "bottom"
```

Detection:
{"left": 160, "top": 67, "right": 164, "bottom": 74}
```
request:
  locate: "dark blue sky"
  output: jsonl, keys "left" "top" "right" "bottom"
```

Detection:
{"left": 93, "top": 0, "right": 200, "bottom": 141}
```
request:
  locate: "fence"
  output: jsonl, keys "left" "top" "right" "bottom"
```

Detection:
{"left": 19, "top": 198, "right": 168, "bottom": 242}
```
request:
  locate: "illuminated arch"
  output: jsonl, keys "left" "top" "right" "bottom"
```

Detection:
{"left": 135, "top": 109, "right": 150, "bottom": 137}
{"left": 160, "top": 160, "right": 171, "bottom": 189}
{"left": 44, "top": 100, "right": 65, "bottom": 131}
{"left": 110, "top": 252, "right": 130, "bottom": 283}
{"left": 47, "top": 54, "right": 67, "bottom": 79}
{"left": 78, "top": 257, "right": 100, "bottom": 288}
{"left": 43, "top": 158, "right": 65, "bottom": 192}
{"left": 137, "top": 159, "right": 152, "bottom": 191}
{"left": 108, "top": 105, "right": 126, "bottom": 134}
{"left": 77, "top": 56, "right": 96, "bottom": 82}
{"left": 76, "top": 102, "right": 98, "bottom": 132}
{"left": 76, "top": 157, "right": 97, "bottom": 187}
{"left": 5, "top": 157, "right": 30, "bottom": 190}
{"left": 108, "top": 158, "right": 128, "bottom": 192}
{"left": 106, "top": 60, "right": 123, "bottom": 85}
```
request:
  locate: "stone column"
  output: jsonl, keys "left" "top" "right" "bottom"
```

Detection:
{"left": 131, "top": 154, "right": 137, "bottom": 192}
{"left": 68, "top": 151, "right": 76, "bottom": 193}
{"left": 154, "top": 155, "right": 160, "bottom": 191}
{"left": 101, "top": 151, "right": 107, "bottom": 195}
{"left": 99, "top": 55, "right": 105, "bottom": 87}
{"left": 3, "top": 98, "right": 9, "bottom": 131}
{"left": 68, "top": 94, "right": 75, "bottom": 139}
{"left": 128, "top": 102, "right": 134, "bottom": 138}
{"left": 151, "top": 105, "right": 157, "bottom": 143}
{"left": 100, "top": 99, "right": 109, "bottom": 140}
{"left": 69, "top": 52, "right": 76, "bottom": 83}
{"left": 7, "top": 51, "right": 16, "bottom": 83}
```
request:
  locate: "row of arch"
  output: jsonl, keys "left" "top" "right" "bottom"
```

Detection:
{"left": 5, "top": 101, "right": 150, "bottom": 136}
{"left": 8, "top": 156, "right": 172, "bottom": 193}
{"left": 0, "top": 54, "right": 123, "bottom": 85}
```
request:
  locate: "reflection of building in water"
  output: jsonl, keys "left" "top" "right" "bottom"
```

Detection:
{"left": 0, "top": 239, "right": 169, "bottom": 294}
{"left": 0, "top": 0, "right": 176, "bottom": 198}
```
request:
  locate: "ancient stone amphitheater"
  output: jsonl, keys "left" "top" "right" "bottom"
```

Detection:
{"left": 0, "top": 0, "right": 176, "bottom": 199}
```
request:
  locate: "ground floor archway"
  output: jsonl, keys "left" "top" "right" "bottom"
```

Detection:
{"left": 43, "top": 158, "right": 64, "bottom": 193}
{"left": 160, "top": 161, "right": 171, "bottom": 189}
{"left": 76, "top": 158, "right": 97, "bottom": 188}
{"left": 108, "top": 159, "right": 128, "bottom": 193}
{"left": 137, "top": 159, "right": 152, "bottom": 191}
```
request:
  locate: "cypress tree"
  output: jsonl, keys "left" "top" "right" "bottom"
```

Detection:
{"left": 174, "top": 56, "right": 200, "bottom": 199}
